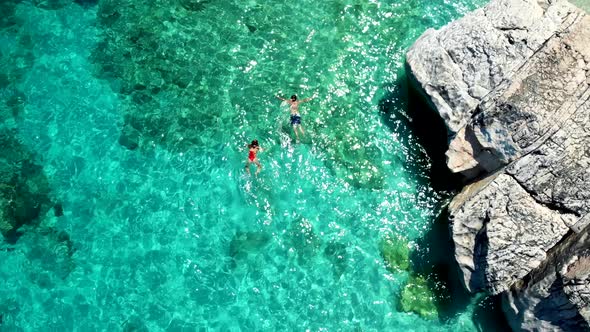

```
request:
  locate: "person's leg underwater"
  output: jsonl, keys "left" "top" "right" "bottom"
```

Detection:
{"left": 293, "top": 124, "right": 300, "bottom": 141}
{"left": 245, "top": 160, "right": 251, "bottom": 174}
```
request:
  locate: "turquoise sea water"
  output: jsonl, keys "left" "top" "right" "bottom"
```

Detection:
{"left": 0, "top": 0, "right": 509, "bottom": 330}
{"left": 571, "top": 0, "right": 590, "bottom": 12}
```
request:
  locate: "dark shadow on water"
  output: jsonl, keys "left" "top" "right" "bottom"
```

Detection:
{"left": 472, "top": 295, "right": 512, "bottom": 332}
{"left": 410, "top": 209, "right": 471, "bottom": 320}
{"left": 378, "top": 71, "right": 462, "bottom": 193}
{"left": 381, "top": 66, "right": 511, "bottom": 330}
{"left": 410, "top": 209, "right": 510, "bottom": 330}
{"left": 3, "top": 229, "right": 24, "bottom": 245}
{"left": 73, "top": 0, "right": 99, "bottom": 8}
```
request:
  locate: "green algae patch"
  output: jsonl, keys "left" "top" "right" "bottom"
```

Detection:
{"left": 399, "top": 275, "right": 439, "bottom": 320}
{"left": 379, "top": 234, "right": 410, "bottom": 272}
{"left": 320, "top": 130, "right": 386, "bottom": 190}
{"left": 328, "top": 158, "right": 385, "bottom": 190}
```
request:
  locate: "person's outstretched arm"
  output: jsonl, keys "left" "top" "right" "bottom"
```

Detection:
{"left": 276, "top": 95, "right": 287, "bottom": 101}
{"left": 301, "top": 94, "right": 317, "bottom": 103}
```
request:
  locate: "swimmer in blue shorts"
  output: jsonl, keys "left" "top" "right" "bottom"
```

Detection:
{"left": 276, "top": 93, "right": 316, "bottom": 142}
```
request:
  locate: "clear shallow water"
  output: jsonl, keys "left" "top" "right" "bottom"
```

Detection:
{"left": 571, "top": 0, "right": 589, "bottom": 12}
{"left": 0, "top": 0, "right": 507, "bottom": 330}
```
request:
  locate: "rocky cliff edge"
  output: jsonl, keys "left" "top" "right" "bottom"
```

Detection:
{"left": 406, "top": 0, "right": 589, "bottom": 330}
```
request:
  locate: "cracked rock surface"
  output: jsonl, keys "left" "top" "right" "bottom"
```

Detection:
{"left": 503, "top": 229, "right": 590, "bottom": 331}
{"left": 406, "top": 0, "right": 589, "bottom": 330}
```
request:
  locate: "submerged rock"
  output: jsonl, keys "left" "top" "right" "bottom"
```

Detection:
{"left": 118, "top": 124, "right": 141, "bottom": 150}
{"left": 0, "top": 73, "right": 9, "bottom": 90}
{"left": 286, "top": 218, "right": 321, "bottom": 262}
{"left": 122, "top": 316, "right": 149, "bottom": 332}
{"left": 53, "top": 203, "right": 64, "bottom": 217}
{"left": 228, "top": 231, "right": 271, "bottom": 260}
{"left": 0, "top": 1, "right": 22, "bottom": 29}
{"left": 407, "top": 0, "right": 590, "bottom": 330}
{"left": 379, "top": 234, "right": 410, "bottom": 273}
{"left": 32, "top": 0, "right": 70, "bottom": 10}
{"left": 0, "top": 299, "right": 18, "bottom": 326}
{"left": 73, "top": 0, "right": 99, "bottom": 8}
{"left": 323, "top": 134, "right": 386, "bottom": 189}
{"left": 246, "top": 23, "right": 257, "bottom": 33}
{"left": 26, "top": 228, "right": 76, "bottom": 281}
{"left": 323, "top": 241, "right": 347, "bottom": 278}
{"left": 228, "top": 231, "right": 271, "bottom": 270}
{"left": 399, "top": 275, "right": 439, "bottom": 320}
{"left": 0, "top": 206, "right": 12, "bottom": 235}
{"left": 179, "top": 0, "right": 211, "bottom": 12}
{"left": 0, "top": 130, "right": 52, "bottom": 243}
{"left": 5, "top": 91, "right": 26, "bottom": 118}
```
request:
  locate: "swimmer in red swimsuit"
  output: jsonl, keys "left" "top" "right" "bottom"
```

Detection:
{"left": 245, "top": 139, "right": 262, "bottom": 175}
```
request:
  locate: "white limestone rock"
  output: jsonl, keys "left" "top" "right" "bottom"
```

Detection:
{"left": 406, "top": 0, "right": 579, "bottom": 134}
{"left": 450, "top": 173, "right": 572, "bottom": 294}
{"left": 465, "top": 12, "right": 589, "bottom": 176}
{"left": 407, "top": 0, "right": 590, "bottom": 330}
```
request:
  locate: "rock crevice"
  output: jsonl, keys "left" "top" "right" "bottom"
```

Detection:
{"left": 506, "top": 171, "right": 581, "bottom": 219}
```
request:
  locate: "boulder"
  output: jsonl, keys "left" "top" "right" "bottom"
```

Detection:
{"left": 406, "top": 0, "right": 590, "bottom": 330}
{"left": 503, "top": 226, "right": 590, "bottom": 331}
{"left": 406, "top": 0, "right": 581, "bottom": 135}
{"left": 450, "top": 173, "right": 572, "bottom": 294}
